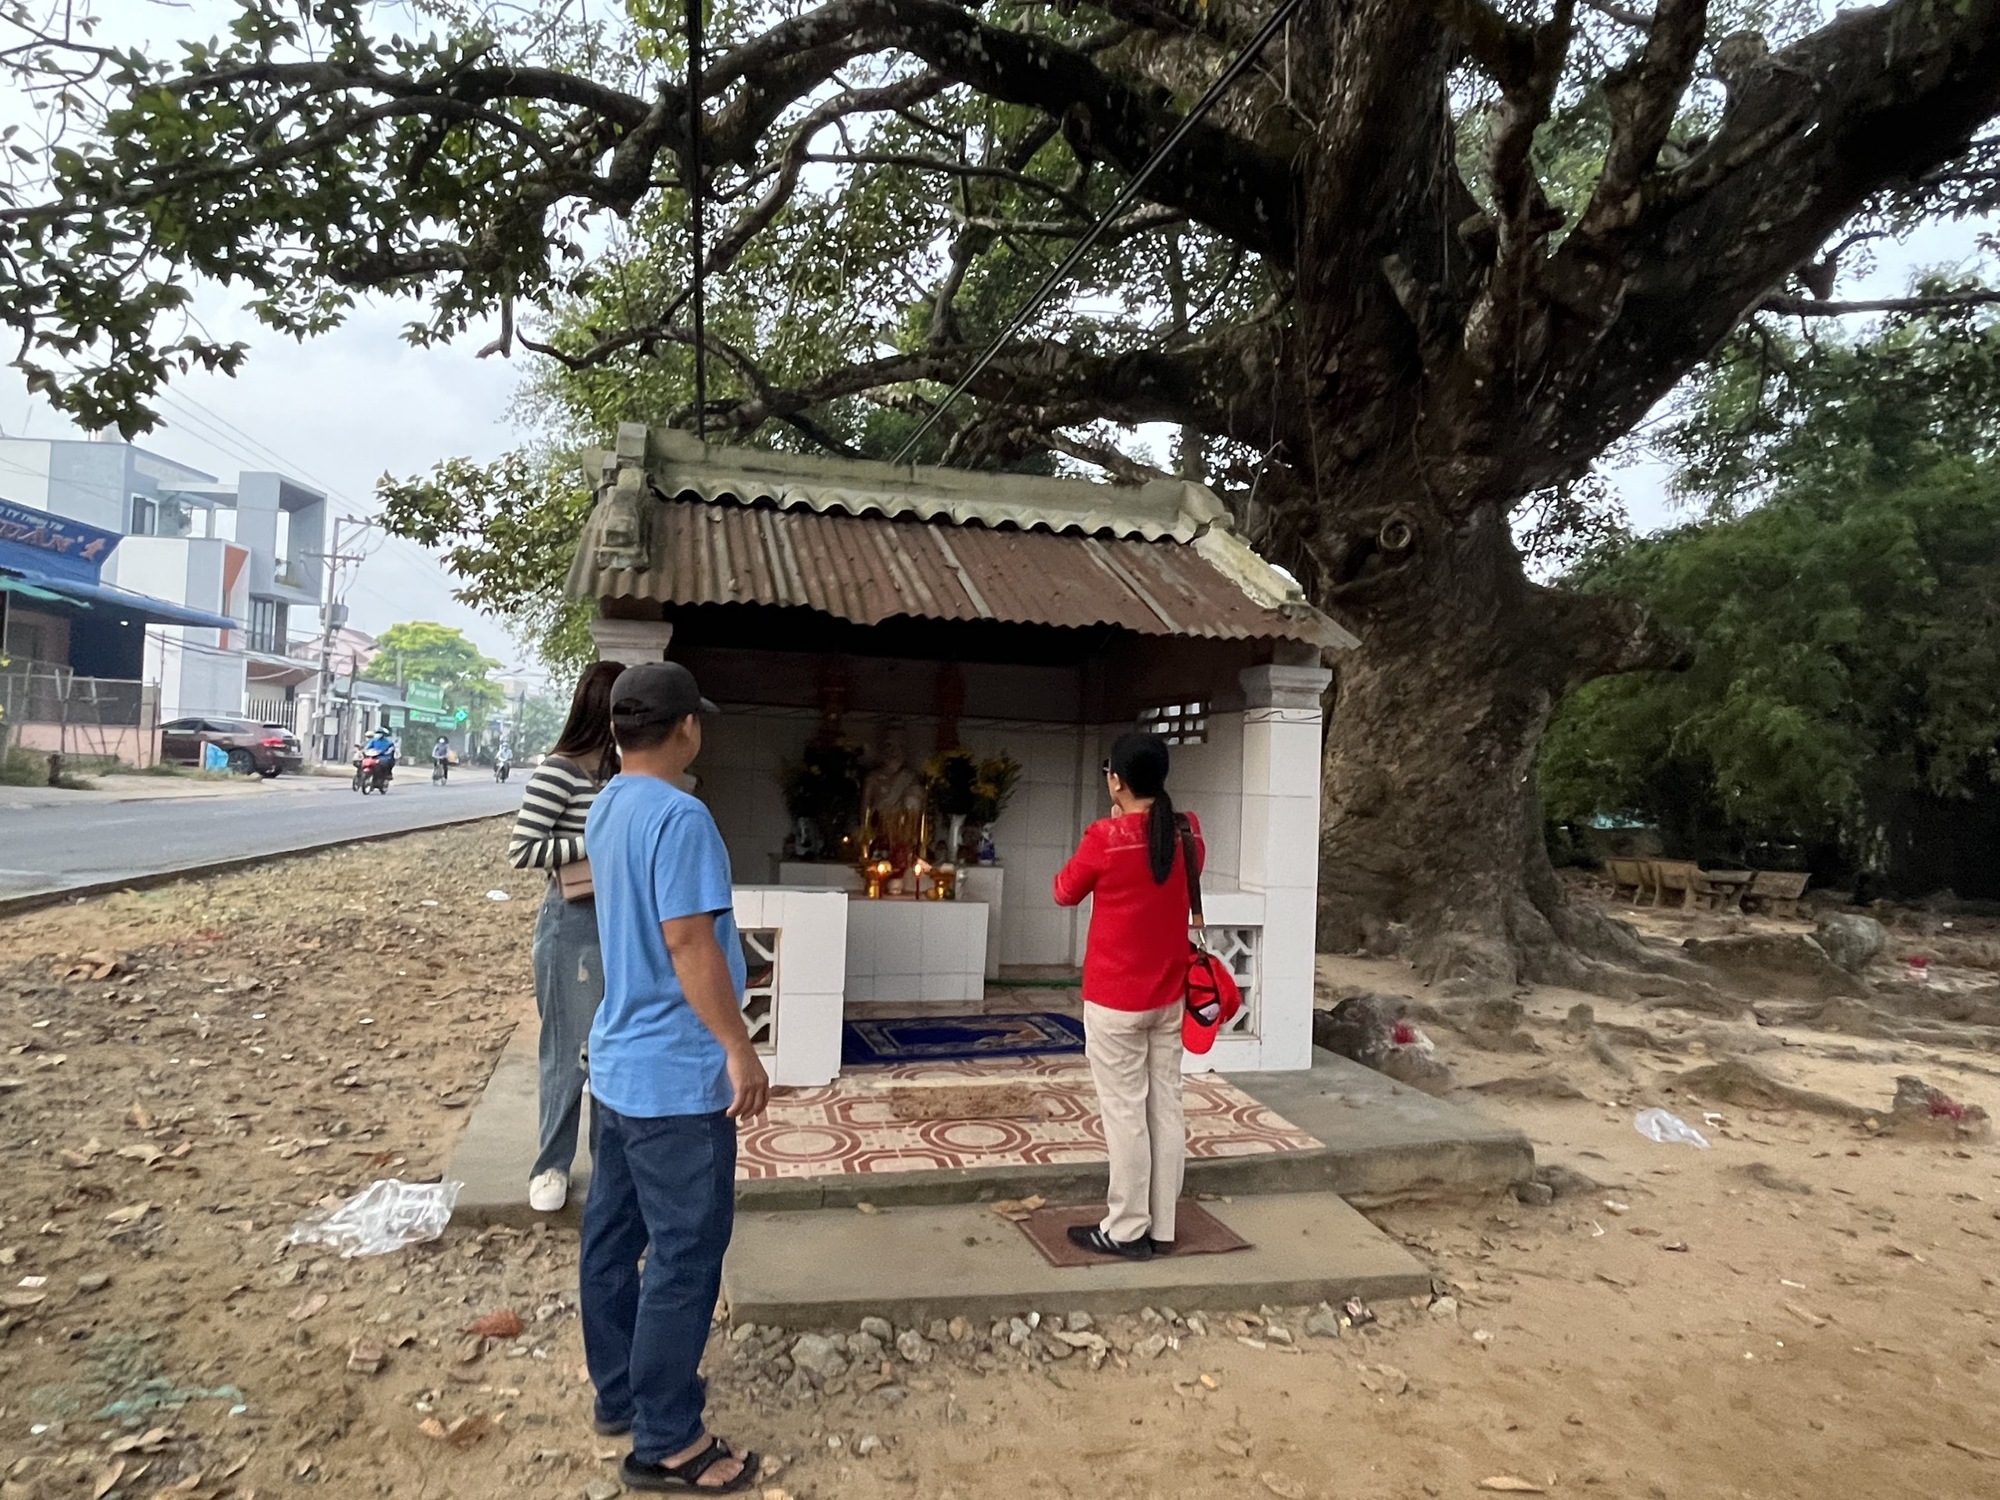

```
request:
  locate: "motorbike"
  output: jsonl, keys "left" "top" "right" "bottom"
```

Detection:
{"left": 352, "top": 748, "right": 394, "bottom": 795}
{"left": 494, "top": 755, "right": 512, "bottom": 783}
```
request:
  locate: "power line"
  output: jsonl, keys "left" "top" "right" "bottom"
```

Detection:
{"left": 889, "top": 0, "right": 1308, "bottom": 465}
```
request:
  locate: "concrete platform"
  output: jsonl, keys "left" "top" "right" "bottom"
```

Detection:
{"left": 445, "top": 1003, "right": 1532, "bottom": 1228}
{"left": 721, "top": 1191, "right": 1433, "bottom": 1328}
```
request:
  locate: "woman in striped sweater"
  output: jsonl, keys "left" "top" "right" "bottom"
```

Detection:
{"left": 509, "top": 662, "right": 621, "bottom": 1213}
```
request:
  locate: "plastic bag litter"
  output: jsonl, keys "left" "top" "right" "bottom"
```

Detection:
{"left": 1633, "top": 1108, "right": 1710, "bottom": 1149}
{"left": 287, "top": 1178, "right": 463, "bottom": 1257}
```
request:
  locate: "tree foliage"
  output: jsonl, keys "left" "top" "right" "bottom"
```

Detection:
{"left": 1541, "top": 306, "right": 2000, "bottom": 888}
{"left": 512, "top": 685, "right": 573, "bottom": 756}
{"left": 369, "top": 620, "right": 504, "bottom": 723}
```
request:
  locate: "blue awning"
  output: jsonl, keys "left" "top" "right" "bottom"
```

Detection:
{"left": 0, "top": 565, "right": 239, "bottom": 630}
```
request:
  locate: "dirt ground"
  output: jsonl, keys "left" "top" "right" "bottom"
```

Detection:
{"left": 3, "top": 825, "right": 1998, "bottom": 1500}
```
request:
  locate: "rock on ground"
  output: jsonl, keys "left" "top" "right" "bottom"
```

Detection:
{"left": 1815, "top": 914, "right": 1887, "bottom": 973}
{"left": 1312, "top": 991, "right": 1457, "bottom": 1095}
{"left": 1890, "top": 1074, "right": 1994, "bottom": 1141}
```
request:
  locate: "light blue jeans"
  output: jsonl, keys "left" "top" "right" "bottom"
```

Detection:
{"left": 531, "top": 884, "right": 605, "bottom": 1179}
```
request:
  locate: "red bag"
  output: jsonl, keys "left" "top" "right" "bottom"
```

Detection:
{"left": 1177, "top": 819, "right": 1242, "bottom": 1053}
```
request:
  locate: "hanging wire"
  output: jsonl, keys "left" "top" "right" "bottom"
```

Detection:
{"left": 687, "top": 0, "right": 707, "bottom": 439}
{"left": 889, "top": 0, "right": 1309, "bottom": 467}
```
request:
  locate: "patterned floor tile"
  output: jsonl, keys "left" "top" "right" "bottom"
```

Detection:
{"left": 736, "top": 1056, "right": 1319, "bottom": 1180}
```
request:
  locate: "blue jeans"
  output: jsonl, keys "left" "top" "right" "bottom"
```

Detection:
{"left": 531, "top": 886, "right": 604, "bottom": 1178}
{"left": 579, "top": 1102, "right": 737, "bottom": 1462}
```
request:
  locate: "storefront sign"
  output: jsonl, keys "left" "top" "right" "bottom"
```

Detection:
{"left": 407, "top": 681, "right": 446, "bottom": 712}
{"left": 0, "top": 499, "right": 120, "bottom": 584}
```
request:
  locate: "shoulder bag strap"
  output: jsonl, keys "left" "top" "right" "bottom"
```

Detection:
{"left": 1179, "top": 814, "right": 1206, "bottom": 942}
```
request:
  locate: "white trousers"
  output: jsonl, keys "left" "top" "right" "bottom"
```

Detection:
{"left": 1083, "top": 1001, "right": 1186, "bottom": 1243}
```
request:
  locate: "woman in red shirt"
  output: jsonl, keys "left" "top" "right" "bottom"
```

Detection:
{"left": 1053, "top": 733, "right": 1203, "bottom": 1259}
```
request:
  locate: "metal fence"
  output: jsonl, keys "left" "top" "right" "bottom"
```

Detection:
{"left": 0, "top": 658, "right": 159, "bottom": 764}
{"left": 246, "top": 692, "right": 298, "bottom": 729}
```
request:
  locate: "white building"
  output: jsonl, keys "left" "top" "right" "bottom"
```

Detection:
{"left": 0, "top": 437, "right": 329, "bottom": 726}
{"left": 567, "top": 427, "right": 1355, "bottom": 1083}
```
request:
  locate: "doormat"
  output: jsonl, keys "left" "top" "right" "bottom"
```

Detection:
{"left": 842, "top": 1012, "right": 1086, "bottom": 1066}
{"left": 884, "top": 1082, "right": 1052, "bottom": 1120}
{"left": 1015, "top": 1201, "right": 1252, "bottom": 1268}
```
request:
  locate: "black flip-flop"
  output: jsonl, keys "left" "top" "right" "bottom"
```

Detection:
{"left": 622, "top": 1437, "right": 758, "bottom": 1493}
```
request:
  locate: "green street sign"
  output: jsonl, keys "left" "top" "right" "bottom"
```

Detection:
{"left": 453, "top": 708, "right": 469, "bottom": 724}
{"left": 407, "top": 682, "right": 446, "bottom": 712}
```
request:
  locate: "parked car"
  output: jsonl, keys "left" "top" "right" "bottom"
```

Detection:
{"left": 159, "top": 716, "right": 305, "bottom": 777}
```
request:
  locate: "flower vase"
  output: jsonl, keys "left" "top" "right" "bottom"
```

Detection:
{"left": 948, "top": 814, "right": 967, "bottom": 864}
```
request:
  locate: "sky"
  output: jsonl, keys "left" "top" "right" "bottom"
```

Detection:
{"left": 0, "top": 0, "right": 1992, "bottom": 671}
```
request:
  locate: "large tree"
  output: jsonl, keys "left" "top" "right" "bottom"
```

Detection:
{"left": 4, "top": 0, "right": 1999, "bottom": 990}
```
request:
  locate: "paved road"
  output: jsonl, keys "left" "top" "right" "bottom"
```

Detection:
{"left": 0, "top": 772, "right": 525, "bottom": 902}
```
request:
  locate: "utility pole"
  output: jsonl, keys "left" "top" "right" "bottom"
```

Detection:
{"left": 314, "top": 515, "right": 373, "bottom": 764}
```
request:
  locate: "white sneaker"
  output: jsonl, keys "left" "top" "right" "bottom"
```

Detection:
{"left": 528, "top": 1169, "right": 569, "bottom": 1212}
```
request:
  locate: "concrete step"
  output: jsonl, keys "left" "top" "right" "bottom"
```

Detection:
{"left": 721, "top": 1191, "right": 1431, "bottom": 1328}
{"left": 446, "top": 1003, "right": 1532, "bottom": 1229}
{"left": 736, "top": 1052, "right": 1532, "bottom": 1213}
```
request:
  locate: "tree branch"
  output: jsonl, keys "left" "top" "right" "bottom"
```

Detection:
{"left": 1760, "top": 290, "right": 2000, "bottom": 318}
{"left": 1535, "top": 0, "right": 2000, "bottom": 494}
{"left": 1576, "top": 0, "right": 1709, "bottom": 238}
{"left": 806, "top": 151, "right": 1093, "bottom": 219}
{"left": 710, "top": 0, "right": 1296, "bottom": 257}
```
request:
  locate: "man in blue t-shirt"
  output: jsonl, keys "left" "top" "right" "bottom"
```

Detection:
{"left": 579, "top": 660, "right": 768, "bottom": 1494}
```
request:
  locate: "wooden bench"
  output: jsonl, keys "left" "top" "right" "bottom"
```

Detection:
{"left": 1744, "top": 870, "right": 1810, "bottom": 919}
{"left": 1604, "top": 857, "right": 1649, "bottom": 904}
{"left": 1649, "top": 859, "right": 1701, "bottom": 909}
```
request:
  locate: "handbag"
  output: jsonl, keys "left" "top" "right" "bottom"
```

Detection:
{"left": 544, "top": 754, "right": 596, "bottom": 902}
{"left": 1179, "top": 817, "right": 1242, "bottom": 1053}
{"left": 555, "top": 856, "right": 594, "bottom": 903}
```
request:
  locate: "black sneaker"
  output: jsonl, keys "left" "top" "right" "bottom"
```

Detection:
{"left": 1066, "top": 1224, "right": 1154, "bottom": 1260}
{"left": 593, "top": 1414, "right": 631, "bottom": 1438}
{"left": 1148, "top": 1238, "right": 1175, "bottom": 1257}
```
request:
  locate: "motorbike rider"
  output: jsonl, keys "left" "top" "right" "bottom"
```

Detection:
{"left": 357, "top": 726, "right": 397, "bottom": 790}
{"left": 432, "top": 734, "right": 452, "bottom": 781}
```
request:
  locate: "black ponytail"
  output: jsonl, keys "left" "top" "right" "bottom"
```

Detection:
{"left": 1146, "top": 792, "right": 1179, "bottom": 886}
{"left": 1109, "top": 732, "right": 1177, "bottom": 885}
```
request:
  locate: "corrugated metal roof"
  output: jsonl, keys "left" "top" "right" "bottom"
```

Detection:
{"left": 589, "top": 427, "right": 1232, "bottom": 543}
{"left": 568, "top": 492, "right": 1353, "bottom": 648}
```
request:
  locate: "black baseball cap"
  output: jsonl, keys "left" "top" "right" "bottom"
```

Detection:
{"left": 610, "top": 661, "right": 717, "bottom": 730}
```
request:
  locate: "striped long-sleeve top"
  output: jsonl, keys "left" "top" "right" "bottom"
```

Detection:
{"left": 507, "top": 758, "right": 601, "bottom": 870}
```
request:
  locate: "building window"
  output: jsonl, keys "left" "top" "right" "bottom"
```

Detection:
{"left": 1138, "top": 700, "right": 1209, "bottom": 746}
{"left": 128, "top": 493, "right": 191, "bottom": 538}
{"left": 248, "top": 598, "right": 288, "bottom": 655}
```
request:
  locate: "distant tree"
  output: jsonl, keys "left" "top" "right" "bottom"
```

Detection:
{"left": 379, "top": 453, "right": 597, "bottom": 674}
{"left": 514, "top": 686, "right": 572, "bottom": 758}
{"left": 1542, "top": 306, "right": 2000, "bottom": 893}
{"left": 370, "top": 622, "right": 504, "bottom": 727}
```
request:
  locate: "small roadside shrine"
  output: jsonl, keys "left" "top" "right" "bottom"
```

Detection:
{"left": 565, "top": 425, "right": 1354, "bottom": 1085}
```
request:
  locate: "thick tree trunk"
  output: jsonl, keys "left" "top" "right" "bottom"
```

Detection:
{"left": 1314, "top": 504, "right": 1678, "bottom": 993}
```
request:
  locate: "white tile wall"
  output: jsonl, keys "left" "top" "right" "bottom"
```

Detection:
{"left": 731, "top": 886, "right": 847, "bottom": 1087}
{"left": 845, "top": 900, "right": 989, "bottom": 1005}
{"left": 1230, "top": 671, "right": 1327, "bottom": 1074}
{"left": 699, "top": 685, "right": 1321, "bottom": 1073}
